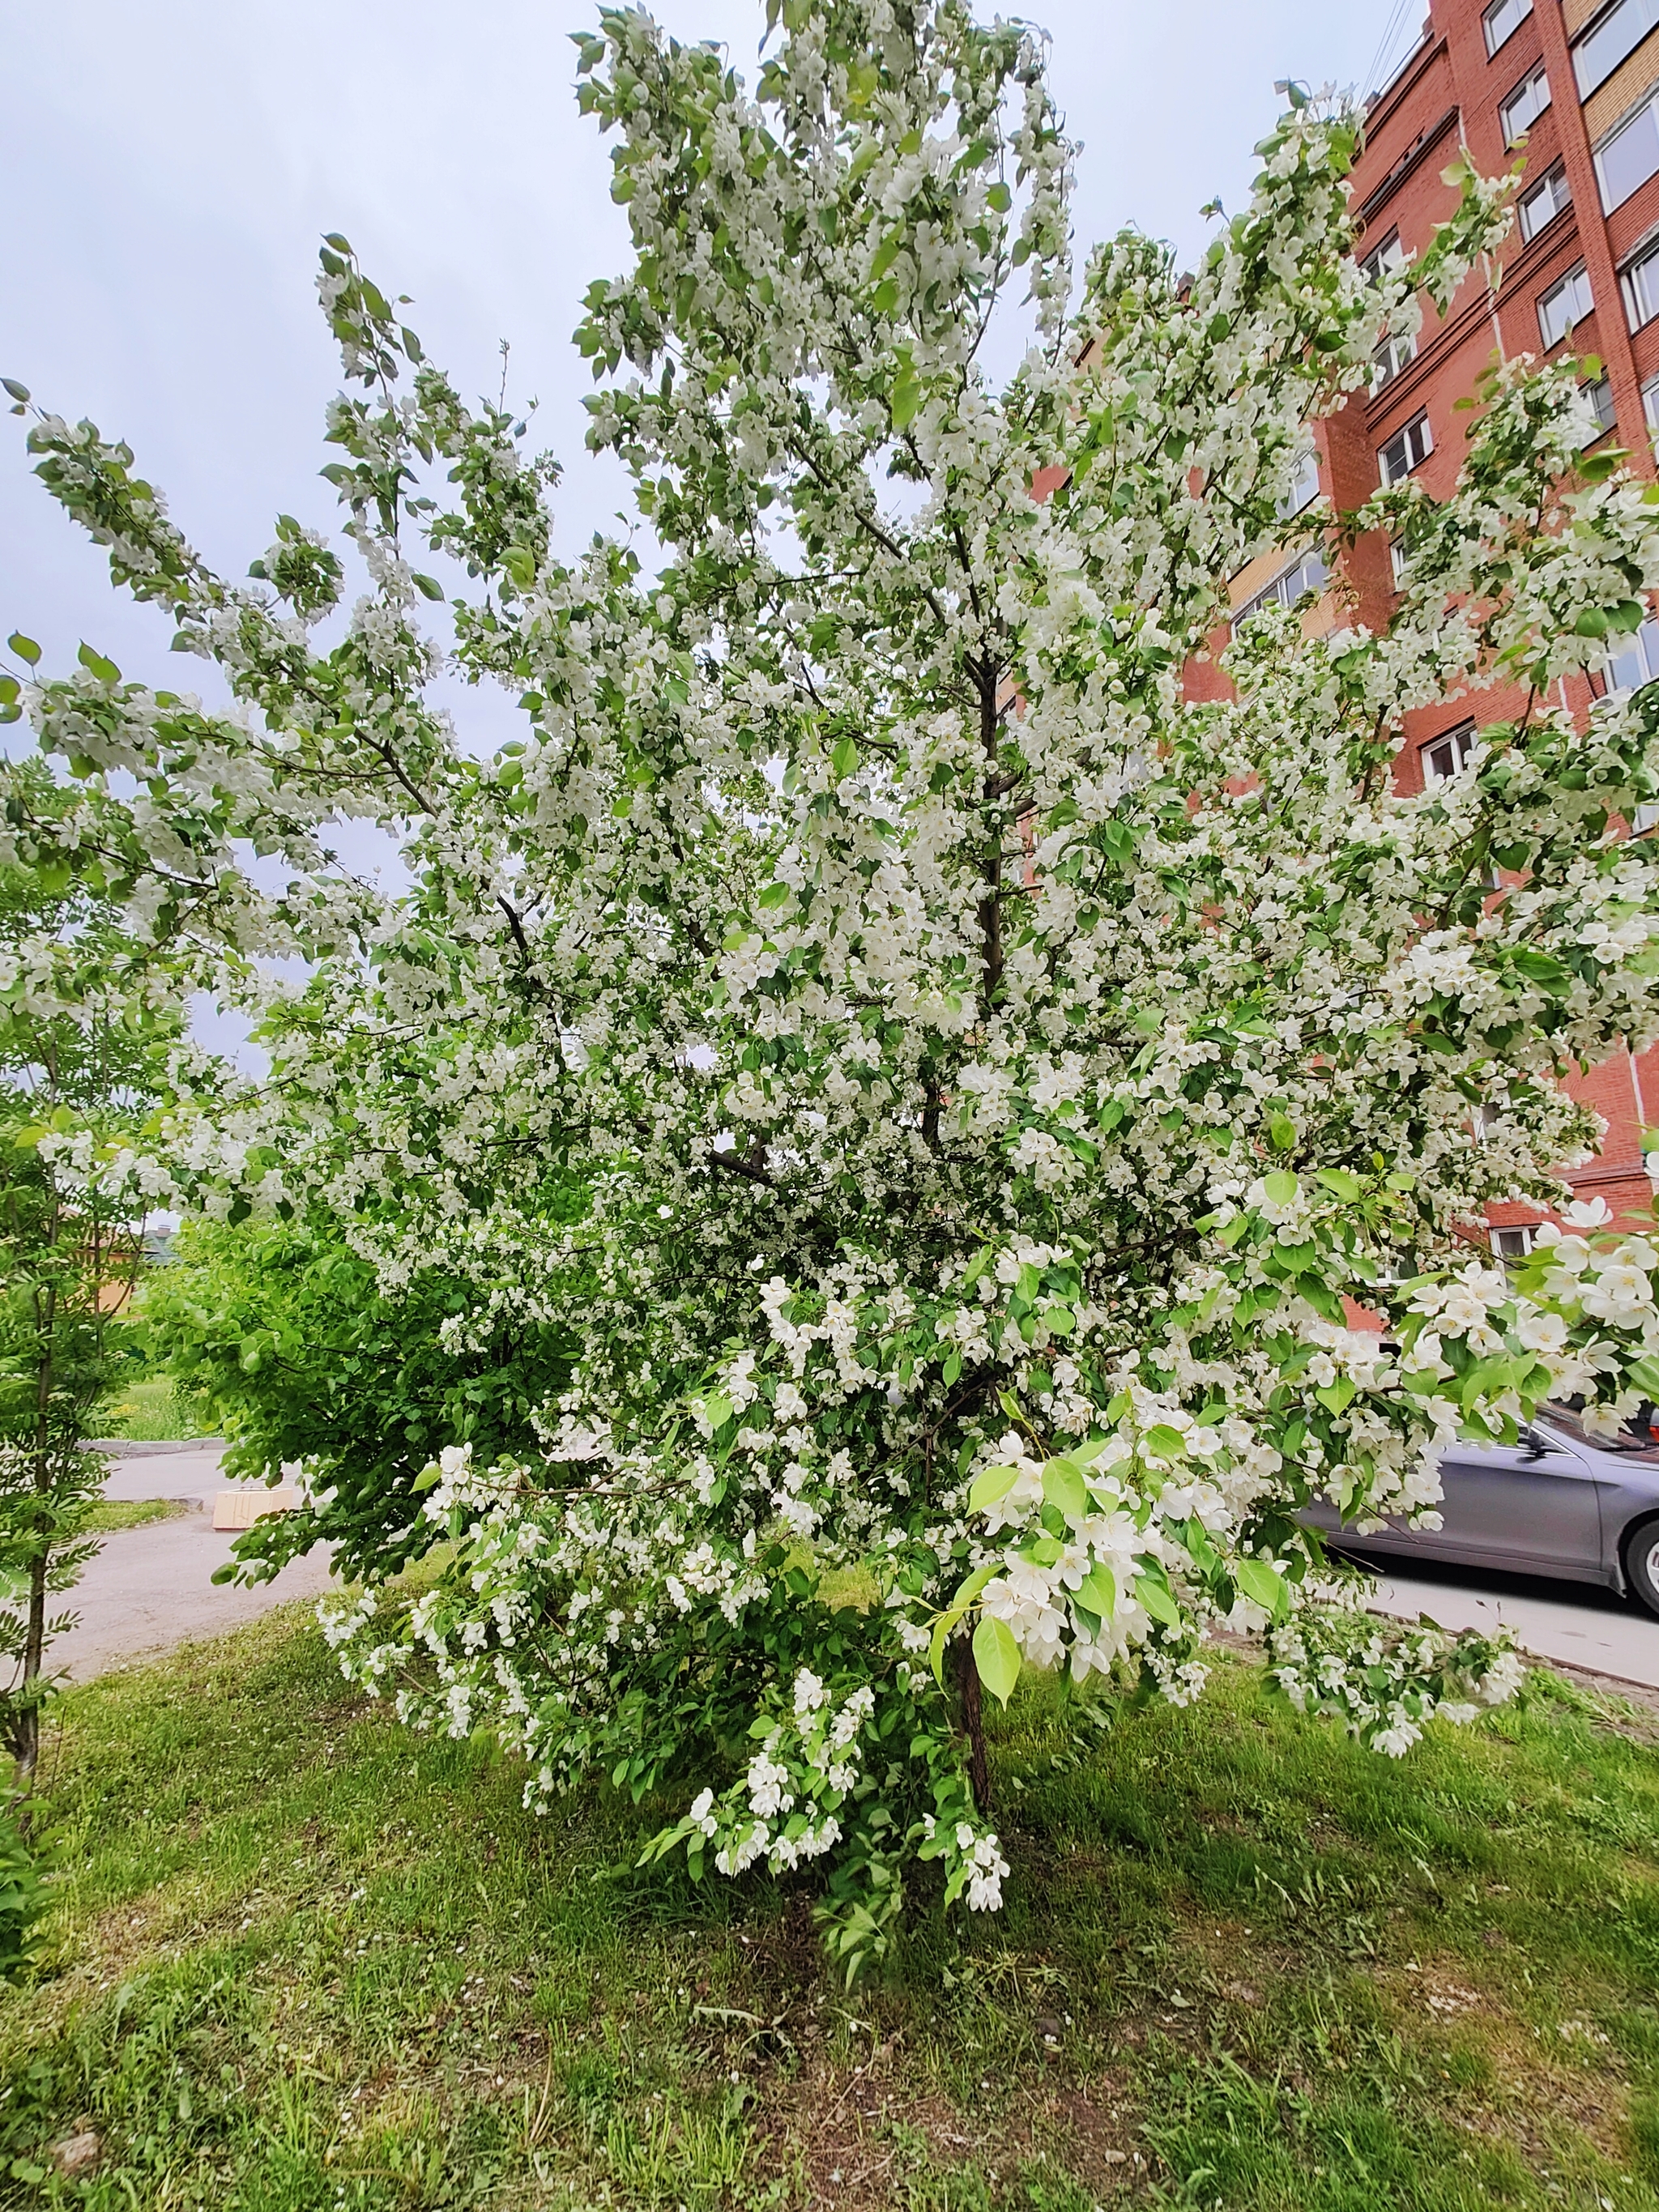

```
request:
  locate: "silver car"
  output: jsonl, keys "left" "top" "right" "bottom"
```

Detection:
{"left": 1302, "top": 1408, "right": 1659, "bottom": 1617}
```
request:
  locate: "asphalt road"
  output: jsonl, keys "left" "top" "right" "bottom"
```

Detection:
{"left": 57, "top": 1445, "right": 335, "bottom": 1682}
{"left": 1339, "top": 1547, "right": 1659, "bottom": 1690}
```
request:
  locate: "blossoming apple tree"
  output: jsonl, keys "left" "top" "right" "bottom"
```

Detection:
{"left": 11, "top": 0, "right": 1659, "bottom": 1967}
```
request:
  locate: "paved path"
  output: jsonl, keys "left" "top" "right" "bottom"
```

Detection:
{"left": 1345, "top": 1549, "right": 1659, "bottom": 1690}
{"left": 58, "top": 1445, "right": 335, "bottom": 1682}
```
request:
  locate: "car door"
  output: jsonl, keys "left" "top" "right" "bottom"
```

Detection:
{"left": 1427, "top": 1427, "right": 1605, "bottom": 1572}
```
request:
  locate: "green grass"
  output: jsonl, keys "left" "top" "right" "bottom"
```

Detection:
{"left": 2, "top": 1614, "right": 1659, "bottom": 2210}
{"left": 80, "top": 1498, "right": 190, "bottom": 1535}
{"left": 95, "top": 1378, "right": 214, "bottom": 1443}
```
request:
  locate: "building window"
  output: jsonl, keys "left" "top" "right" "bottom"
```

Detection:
{"left": 1597, "top": 89, "right": 1659, "bottom": 211}
{"left": 1584, "top": 375, "right": 1618, "bottom": 433}
{"left": 1379, "top": 412, "right": 1433, "bottom": 484}
{"left": 1422, "top": 722, "right": 1478, "bottom": 781}
{"left": 1644, "top": 373, "right": 1659, "bottom": 441}
{"left": 1484, "top": 0, "right": 1533, "bottom": 53}
{"left": 1389, "top": 537, "right": 1410, "bottom": 588}
{"left": 1491, "top": 1224, "right": 1537, "bottom": 1260}
{"left": 1372, "top": 330, "right": 1418, "bottom": 390}
{"left": 1636, "top": 801, "right": 1659, "bottom": 829}
{"left": 1625, "top": 237, "right": 1659, "bottom": 327}
{"left": 1235, "top": 547, "right": 1331, "bottom": 624}
{"left": 1501, "top": 64, "right": 1551, "bottom": 147}
{"left": 1574, "top": 0, "right": 1659, "bottom": 98}
{"left": 1277, "top": 450, "right": 1320, "bottom": 518}
{"left": 1361, "top": 232, "right": 1406, "bottom": 287}
{"left": 1606, "top": 616, "right": 1659, "bottom": 692}
{"left": 1538, "top": 264, "right": 1593, "bottom": 349}
{"left": 1472, "top": 1102, "right": 1502, "bottom": 1141}
{"left": 1518, "top": 165, "right": 1572, "bottom": 242}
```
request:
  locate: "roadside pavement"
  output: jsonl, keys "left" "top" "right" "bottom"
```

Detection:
{"left": 55, "top": 1444, "right": 335, "bottom": 1682}
{"left": 1352, "top": 1552, "right": 1659, "bottom": 1691}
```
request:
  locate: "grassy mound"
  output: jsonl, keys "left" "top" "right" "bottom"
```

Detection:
{"left": 95, "top": 1379, "right": 214, "bottom": 1443}
{"left": 2, "top": 1609, "right": 1657, "bottom": 2208}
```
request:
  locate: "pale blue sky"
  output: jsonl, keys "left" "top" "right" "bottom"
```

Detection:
{"left": 2, "top": 0, "right": 1418, "bottom": 683}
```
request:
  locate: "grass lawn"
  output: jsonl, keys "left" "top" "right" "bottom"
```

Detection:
{"left": 95, "top": 1379, "right": 215, "bottom": 1444}
{"left": 2, "top": 1613, "right": 1658, "bottom": 2210}
{"left": 80, "top": 1499, "right": 190, "bottom": 1536}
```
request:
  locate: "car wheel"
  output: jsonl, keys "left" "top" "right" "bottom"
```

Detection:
{"left": 1623, "top": 1517, "right": 1659, "bottom": 1617}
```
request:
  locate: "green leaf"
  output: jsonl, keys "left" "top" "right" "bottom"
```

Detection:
{"left": 1141, "top": 1424, "right": 1188, "bottom": 1460}
{"left": 8, "top": 633, "right": 41, "bottom": 665}
{"left": 1261, "top": 1170, "right": 1299, "bottom": 1208}
{"left": 930, "top": 1563, "right": 998, "bottom": 1686}
{"left": 830, "top": 735, "right": 859, "bottom": 780}
{"left": 412, "top": 1463, "right": 442, "bottom": 1493}
{"left": 757, "top": 880, "right": 791, "bottom": 909}
{"left": 952, "top": 1562, "right": 997, "bottom": 1613}
{"left": 1316, "top": 1168, "right": 1362, "bottom": 1204}
{"left": 942, "top": 1349, "right": 962, "bottom": 1387}
{"left": 701, "top": 1392, "right": 733, "bottom": 1431}
{"left": 1269, "top": 1114, "right": 1296, "bottom": 1150}
{"left": 987, "top": 182, "right": 1012, "bottom": 213}
{"left": 1041, "top": 1455, "right": 1087, "bottom": 1521}
{"left": 1234, "top": 1557, "right": 1286, "bottom": 1617}
{"left": 890, "top": 376, "right": 922, "bottom": 432}
{"left": 1076, "top": 1563, "right": 1116, "bottom": 1619}
{"left": 1, "top": 377, "right": 29, "bottom": 403}
{"left": 998, "top": 1389, "right": 1026, "bottom": 1426}
{"left": 968, "top": 1463, "right": 1020, "bottom": 1511}
{"left": 1314, "top": 1375, "right": 1356, "bottom": 1414}
{"left": 412, "top": 572, "right": 444, "bottom": 601}
{"left": 1135, "top": 1574, "right": 1183, "bottom": 1629}
{"left": 76, "top": 641, "right": 120, "bottom": 683}
{"left": 972, "top": 1613, "right": 1021, "bottom": 1706}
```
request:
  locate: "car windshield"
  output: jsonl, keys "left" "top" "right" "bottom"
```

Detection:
{"left": 1537, "top": 1404, "right": 1659, "bottom": 1456}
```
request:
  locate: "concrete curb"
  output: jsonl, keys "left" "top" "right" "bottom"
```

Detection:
{"left": 88, "top": 1438, "right": 227, "bottom": 1457}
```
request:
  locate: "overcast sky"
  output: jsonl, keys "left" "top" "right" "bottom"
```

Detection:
{"left": 2, "top": 0, "right": 1419, "bottom": 691}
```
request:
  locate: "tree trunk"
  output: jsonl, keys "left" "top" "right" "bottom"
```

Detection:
{"left": 953, "top": 1634, "right": 991, "bottom": 1813}
{"left": 17, "top": 1281, "right": 56, "bottom": 1786}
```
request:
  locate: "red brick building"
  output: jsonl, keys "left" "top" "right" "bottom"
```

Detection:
{"left": 1214, "top": 0, "right": 1659, "bottom": 1248}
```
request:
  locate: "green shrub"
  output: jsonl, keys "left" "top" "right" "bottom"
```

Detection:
{"left": 0, "top": 1796, "right": 49, "bottom": 1981}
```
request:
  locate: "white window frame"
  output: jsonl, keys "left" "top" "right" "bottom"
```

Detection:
{"left": 1584, "top": 374, "right": 1617, "bottom": 433}
{"left": 1371, "top": 330, "right": 1418, "bottom": 390}
{"left": 1485, "top": 0, "right": 1533, "bottom": 53}
{"left": 1235, "top": 546, "right": 1330, "bottom": 625}
{"left": 1626, "top": 239, "right": 1659, "bottom": 329}
{"left": 1574, "top": 0, "right": 1659, "bottom": 98}
{"left": 1379, "top": 412, "right": 1433, "bottom": 485}
{"left": 1537, "top": 263, "right": 1593, "bottom": 350}
{"left": 1644, "top": 371, "right": 1659, "bottom": 434}
{"left": 1422, "top": 722, "right": 1477, "bottom": 781}
{"left": 1361, "top": 232, "right": 1406, "bottom": 287}
{"left": 1491, "top": 1224, "right": 1537, "bottom": 1260}
{"left": 1501, "top": 63, "right": 1551, "bottom": 147}
{"left": 1518, "top": 164, "right": 1572, "bottom": 242}
{"left": 1597, "top": 88, "right": 1659, "bottom": 212}
{"left": 1277, "top": 450, "right": 1320, "bottom": 519}
{"left": 1605, "top": 615, "right": 1659, "bottom": 693}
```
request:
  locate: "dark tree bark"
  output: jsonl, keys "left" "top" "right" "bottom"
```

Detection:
{"left": 953, "top": 1633, "right": 991, "bottom": 1813}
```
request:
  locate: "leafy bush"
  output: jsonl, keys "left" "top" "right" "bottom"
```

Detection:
{"left": 0, "top": 1796, "right": 49, "bottom": 1980}
{"left": 146, "top": 1215, "right": 580, "bottom": 1582}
